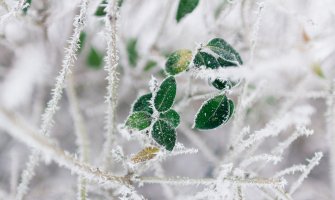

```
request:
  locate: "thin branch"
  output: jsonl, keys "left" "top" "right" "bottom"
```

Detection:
{"left": 15, "top": 1, "right": 90, "bottom": 199}
{"left": 66, "top": 73, "right": 90, "bottom": 200}
{"left": 101, "top": 0, "right": 121, "bottom": 169}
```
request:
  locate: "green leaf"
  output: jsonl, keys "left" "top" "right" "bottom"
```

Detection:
{"left": 165, "top": 49, "right": 192, "bottom": 75}
{"left": 95, "top": 0, "right": 107, "bottom": 16}
{"left": 211, "top": 79, "right": 238, "bottom": 90}
{"left": 154, "top": 76, "right": 177, "bottom": 112}
{"left": 144, "top": 60, "right": 157, "bottom": 72}
{"left": 127, "top": 38, "right": 138, "bottom": 67}
{"left": 87, "top": 47, "right": 103, "bottom": 69}
{"left": 78, "top": 32, "right": 87, "bottom": 53}
{"left": 176, "top": 0, "right": 200, "bottom": 22}
{"left": 132, "top": 93, "right": 153, "bottom": 114}
{"left": 193, "top": 51, "right": 220, "bottom": 69}
{"left": 227, "top": 99, "right": 234, "bottom": 120}
{"left": 126, "top": 111, "right": 152, "bottom": 130}
{"left": 23, "top": 0, "right": 32, "bottom": 14}
{"left": 206, "top": 38, "right": 243, "bottom": 66}
{"left": 194, "top": 94, "right": 231, "bottom": 130}
{"left": 152, "top": 119, "right": 176, "bottom": 151}
{"left": 160, "top": 109, "right": 180, "bottom": 128}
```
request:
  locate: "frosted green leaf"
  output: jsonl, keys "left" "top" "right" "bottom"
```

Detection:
{"left": 23, "top": 0, "right": 32, "bottom": 14}
{"left": 154, "top": 76, "right": 176, "bottom": 112}
{"left": 227, "top": 99, "right": 235, "bottom": 120}
{"left": 132, "top": 93, "right": 153, "bottom": 114}
{"left": 165, "top": 49, "right": 192, "bottom": 75}
{"left": 160, "top": 109, "right": 180, "bottom": 128}
{"left": 127, "top": 38, "right": 138, "bottom": 67}
{"left": 193, "top": 51, "right": 220, "bottom": 69}
{"left": 176, "top": 0, "right": 200, "bottom": 22}
{"left": 206, "top": 38, "right": 243, "bottom": 66}
{"left": 194, "top": 94, "right": 231, "bottom": 130}
{"left": 152, "top": 119, "right": 176, "bottom": 151}
{"left": 87, "top": 47, "right": 103, "bottom": 69}
{"left": 95, "top": 0, "right": 107, "bottom": 16}
{"left": 126, "top": 111, "right": 152, "bottom": 130}
{"left": 211, "top": 79, "right": 239, "bottom": 90}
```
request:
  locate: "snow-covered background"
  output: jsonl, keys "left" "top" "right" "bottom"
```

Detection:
{"left": 0, "top": 0, "right": 335, "bottom": 199}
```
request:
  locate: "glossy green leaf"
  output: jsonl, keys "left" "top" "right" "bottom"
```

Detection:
{"left": 154, "top": 76, "right": 176, "bottom": 112}
{"left": 194, "top": 94, "right": 231, "bottom": 130}
{"left": 132, "top": 93, "right": 153, "bottom": 114}
{"left": 160, "top": 109, "right": 180, "bottom": 128}
{"left": 193, "top": 51, "right": 220, "bottom": 69}
{"left": 127, "top": 38, "right": 138, "bottom": 67}
{"left": 78, "top": 32, "right": 86, "bottom": 53}
{"left": 165, "top": 49, "right": 192, "bottom": 75}
{"left": 87, "top": 47, "right": 103, "bottom": 69}
{"left": 152, "top": 119, "right": 176, "bottom": 151}
{"left": 126, "top": 111, "right": 152, "bottom": 130}
{"left": 144, "top": 60, "right": 157, "bottom": 72}
{"left": 206, "top": 38, "right": 243, "bottom": 66}
{"left": 176, "top": 0, "right": 200, "bottom": 22}
{"left": 95, "top": 0, "right": 107, "bottom": 16}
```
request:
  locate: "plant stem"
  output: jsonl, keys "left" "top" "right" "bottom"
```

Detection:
{"left": 101, "top": 0, "right": 120, "bottom": 170}
{"left": 66, "top": 73, "right": 90, "bottom": 200}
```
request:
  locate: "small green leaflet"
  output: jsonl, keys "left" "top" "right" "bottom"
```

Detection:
{"left": 193, "top": 38, "right": 243, "bottom": 90}
{"left": 154, "top": 76, "right": 177, "bottom": 112}
{"left": 206, "top": 38, "right": 243, "bottom": 66}
{"left": 144, "top": 60, "right": 157, "bottom": 72}
{"left": 211, "top": 79, "right": 238, "bottom": 90}
{"left": 152, "top": 119, "right": 176, "bottom": 151}
{"left": 193, "top": 51, "right": 220, "bottom": 69}
{"left": 132, "top": 93, "right": 153, "bottom": 114}
{"left": 95, "top": 0, "right": 107, "bottom": 16}
{"left": 194, "top": 94, "right": 233, "bottom": 130}
{"left": 23, "top": 0, "right": 32, "bottom": 14}
{"left": 87, "top": 47, "right": 103, "bottom": 69}
{"left": 126, "top": 111, "right": 152, "bottom": 130}
{"left": 160, "top": 109, "right": 180, "bottom": 128}
{"left": 127, "top": 38, "right": 138, "bottom": 67}
{"left": 165, "top": 49, "right": 192, "bottom": 75}
{"left": 176, "top": 0, "right": 200, "bottom": 22}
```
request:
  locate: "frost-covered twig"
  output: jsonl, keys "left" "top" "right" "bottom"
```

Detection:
{"left": 249, "top": 1, "right": 265, "bottom": 64}
{"left": 66, "top": 74, "right": 90, "bottom": 200}
{"left": 224, "top": 106, "right": 314, "bottom": 163}
{"left": 138, "top": 176, "right": 285, "bottom": 188}
{"left": 271, "top": 126, "right": 313, "bottom": 155}
{"left": 0, "top": 108, "right": 128, "bottom": 187}
{"left": 15, "top": 1, "right": 90, "bottom": 199}
{"left": 273, "top": 165, "right": 306, "bottom": 178}
{"left": 239, "top": 154, "right": 281, "bottom": 168}
{"left": 0, "top": 0, "right": 27, "bottom": 27}
{"left": 101, "top": 0, "right": 121, "bottom": 169}
{"left": 326, "top": 80, "right": 335, "bottom": 198}
{"left": 289, "top": 152, "right": 323, "bottom": 195}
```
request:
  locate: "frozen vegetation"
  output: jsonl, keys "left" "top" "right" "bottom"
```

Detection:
{"left": 0, "top": 0, "right": 334, "bottom": 199}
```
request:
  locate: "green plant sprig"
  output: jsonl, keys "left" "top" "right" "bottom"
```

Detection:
{"left": 125, "top": 37, "right": 243, "bottom": 151}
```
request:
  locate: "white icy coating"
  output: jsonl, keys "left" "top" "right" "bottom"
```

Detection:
{"left": 0, "top": 0, "right": 334, "bottom": 199}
